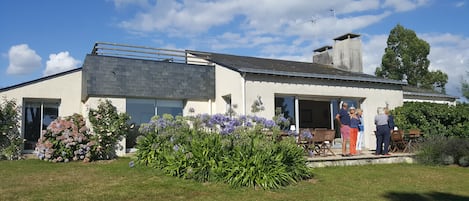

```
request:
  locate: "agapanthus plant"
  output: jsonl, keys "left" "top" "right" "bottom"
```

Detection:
{"left": 136, "top": 113, "right": 311, "bottom": 189}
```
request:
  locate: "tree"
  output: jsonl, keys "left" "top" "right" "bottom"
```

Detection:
{"left": 376, "top": 24, "right": 448, "bottom": 92}
{"left": 462, "top": 71, "right": 469, "bottom": 99}
{"left": 421, "top": 70, "right": 448, "bottom": 93}
{"left": 0, "top": 98, "right": 23, "bottom": 160}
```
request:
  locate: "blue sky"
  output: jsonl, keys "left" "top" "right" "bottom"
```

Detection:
{"left": 1, "top": 0, "right": 468, "bottom": 100}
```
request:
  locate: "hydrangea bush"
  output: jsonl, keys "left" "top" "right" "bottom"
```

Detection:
{"left": 35, "top": 99, "right": 131, "bottom": 162}
{"left": 88, "top": 99, "right": 130, "bottom": 160}
{"left": 136, "top": 113, "right": 311, "bottom": 189}
{"left": 36, "top": 114, "right": 92, "bottom": 162}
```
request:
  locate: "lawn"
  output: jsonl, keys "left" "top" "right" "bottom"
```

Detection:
{"left": 1, "top": 158, "right": 468, "bottom": 201}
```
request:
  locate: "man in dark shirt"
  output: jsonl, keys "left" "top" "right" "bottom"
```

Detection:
{"left": 336, "top": 102, "right": 351, "bottom": 156}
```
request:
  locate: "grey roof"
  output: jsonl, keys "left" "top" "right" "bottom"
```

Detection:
{"left": 403, "top": 86, "right": 458, "bottom": 100}
{"left": 193, "top": 51, "right": 405, "bottom": 85}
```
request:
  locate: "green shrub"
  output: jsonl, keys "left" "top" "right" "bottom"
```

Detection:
{"left": 0, "top": 98, "right": 23, "bottom": 160}
{"left": 393, "top": 102, "right": 469, "bottom": 138}
{"left": 459, "top": 156, "right": 469, "bottom": 167}
{"left": 88, "top": 99, "right": 131, "bottom": 160}
{"left": 416, "top": 135, "right": 469, "bottom": 166}
{"left": 136, "top": 114, "right": 311, "bottom": 189}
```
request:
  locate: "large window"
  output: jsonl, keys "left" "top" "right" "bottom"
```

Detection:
{"left": 275, "top": 96, "right": 295, "bottom": 129}
{"left": 23, "top": 100, "right": 59, "bottom": 150}
{"left": 126, "top": 99, "right": 183, "bottom": 148}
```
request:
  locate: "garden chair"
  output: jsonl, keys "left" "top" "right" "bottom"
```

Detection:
{"left": 297, "top": 128, "right": 315, "bottom": 156}
{"left": 312, "top": 128, "right": 336, "bottom": 156}
{"left": 390, "top": 130, "right": 407, "bottom": 152}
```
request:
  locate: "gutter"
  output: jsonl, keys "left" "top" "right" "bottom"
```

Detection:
{"left": 239, "top": 68, "right": 406, "bottom": 85}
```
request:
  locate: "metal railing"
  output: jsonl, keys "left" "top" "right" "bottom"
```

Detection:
{"left": 91, "top": 42, "right": 212, "bottom": 66}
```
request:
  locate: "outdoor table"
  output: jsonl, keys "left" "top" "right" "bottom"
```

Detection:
{"left": 403, "top": 130, "right": 422, "bottom": 152}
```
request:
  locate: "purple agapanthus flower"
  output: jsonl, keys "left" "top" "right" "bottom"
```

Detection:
{"left": 301, "top": 130, "right": 313, "bottom": 139}
{"left": 263, "top": 120, "right": 276, "bottom": 128}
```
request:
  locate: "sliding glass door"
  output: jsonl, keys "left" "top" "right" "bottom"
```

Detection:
{"left": 23, "top": 100, "right": 59, "bottom": 150}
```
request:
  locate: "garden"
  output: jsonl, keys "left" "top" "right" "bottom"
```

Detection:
{"left": 1, "top": 98, "right": 469, "bottom": 200}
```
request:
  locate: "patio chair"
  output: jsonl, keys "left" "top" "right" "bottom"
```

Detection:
{"left": 312, "top": 128, "right": 336, "bottom": 156}
{"left": 390, "top": 130, "right": 407, "bottom": 152}
{"left": 406, "top": 128, "right": 422, "bottom": 151}
{"left": 297, "top": 128, "right": 315, "bottom": 156}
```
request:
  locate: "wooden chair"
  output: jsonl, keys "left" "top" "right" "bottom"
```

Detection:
{"left": 390, "top": 130, "right": 407, "bottom": 152}
{"left": 297, "top": 128, "right": 314, "bottom": 156}
{"left": 312, "top": 128, "right": 336, "bottom": 156}
{"left": 408, "top": 129, "right": 421, "bottom": 138}
{"left": 405, "top": 128, "right": 422, "bottom": 152}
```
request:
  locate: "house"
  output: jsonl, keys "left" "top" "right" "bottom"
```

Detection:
{"left": 0, "top": 34, "right": 456, "bottom": 155}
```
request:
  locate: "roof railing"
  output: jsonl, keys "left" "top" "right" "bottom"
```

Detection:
{"left": 91, "top": 42, "right": 212, "bottom": 66}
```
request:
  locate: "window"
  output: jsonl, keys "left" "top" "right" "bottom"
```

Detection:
{"left": 156, "top": 100, "right": 183, "bottom": 117}
{"left": 126, "top": 99, "right": 183, "bottom": 148}
{"left": 23, "top": 100, "right": 59, "bottom": 150}
{"left": 275, "top": 96, "right": 295, "bottom": 129}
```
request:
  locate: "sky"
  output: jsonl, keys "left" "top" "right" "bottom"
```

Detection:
{"left": 1, "top": 0, "right": 468, "bottom": 101}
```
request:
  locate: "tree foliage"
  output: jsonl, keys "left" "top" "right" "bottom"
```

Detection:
{"left": 462, "top": 71, "right": 469, "bottom": 99}
{"left": 0, "top": 98, "right": 23, "bottom": 160}
{"left": 376, "top": 24, "right": 448, "bottom": 92}
{"left": 392, "top": 102, "right": 469, "bottom": 138}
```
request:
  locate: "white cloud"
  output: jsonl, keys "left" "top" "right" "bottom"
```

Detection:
{"left": 420, "top": 33, "right": 469, "bottom": 98}
{"left": 119, "top": 1, "right": 240, "bottom": 35}
{"left": 361, "top": 32, "right": 469, "bottom": 99}
{"left": 362, "top": 34, "right": 388, "bottom": 74}
{"left": 43, "top": 51, "right": 81, "bottom": 76}
{"left": 455, "top": 1, "right": 465, "bottom": 7}
{"left": 383, "top": 0, "right": 429, "bottom": 12}
{"left": 6, "top": 44, "right": 42, "bottom": 75}
{"left": 111, "top": 0, "right": 148, "bottom": 9}
{"left": 118, "top": 0, "right": 395, "bottom": 38}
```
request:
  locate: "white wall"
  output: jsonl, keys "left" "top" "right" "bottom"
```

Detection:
{"left": 404, "top": 97, "right": 456, "bottom": 106}
{"left": 0, "top": 70, "right": 83, "bottom": 148}
{"left": 83, "top": 96, "right": 127, "bottom": 156}
{"left": 184, "top": 100, "right": 212, "bottom": 115}
{"left": 244, "top": 76, "right": 403, "bottom": 150}
{"left": 214, "top": 64, "right": 244, "bottom": 115}
{"left": 0, "top": 71, "right": 82, "bottom": 117}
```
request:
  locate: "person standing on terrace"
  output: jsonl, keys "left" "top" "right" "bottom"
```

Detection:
{"left": 374, "top": 107, "right": 390, "bottom": 155}
{"left": 349, "top": 107, "right": 359, "bottom": 156}
{"left": 356, "top": 108, "right": 365, "bottom": 154}
{"left": 336, "top": 102, "right": 351, "bottom": 157}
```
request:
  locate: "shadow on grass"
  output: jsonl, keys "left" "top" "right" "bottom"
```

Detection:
{"left": 384, "top": 191, "right": 469, "bottom": 201}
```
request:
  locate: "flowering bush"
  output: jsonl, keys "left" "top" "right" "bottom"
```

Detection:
{"left": 136, "top": 113, "right": 311, "bottom": 189}
{"left": 36, "top": 114, "right": 92, "bottom": 162}
{"left": 88, "top": 99, "right": 130, "bottom": 160}
{"left": 0, "top": 98, "right": 23, "bottom": 160}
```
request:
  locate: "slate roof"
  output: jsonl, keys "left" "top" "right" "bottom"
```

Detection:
{"left": 402, "top": 86, "right": 458, "bottom": 99}
{"left": 192, "top": 51, "right": 405, "bottom": 85}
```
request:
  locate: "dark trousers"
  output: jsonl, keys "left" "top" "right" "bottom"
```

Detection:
{"left": 376, "top": 125, "right": 390, "bottom": 155}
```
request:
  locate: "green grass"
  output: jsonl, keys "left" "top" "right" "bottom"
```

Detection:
{"left": 1, "top": 158, "right": 468, "bottom": 201}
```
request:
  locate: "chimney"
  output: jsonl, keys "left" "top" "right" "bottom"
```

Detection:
{"left": 313, "top": 33, "right": 363, "bottom": 73}
{"left": 313, "top": 45, "right": 333, "bottom": 66}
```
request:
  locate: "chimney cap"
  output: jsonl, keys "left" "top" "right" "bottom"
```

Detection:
{"left": 333, "top": 33, "right": 360, "bottom": 41}
{"left": 313, "top": 45, "right": 333, "bottom": 52}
